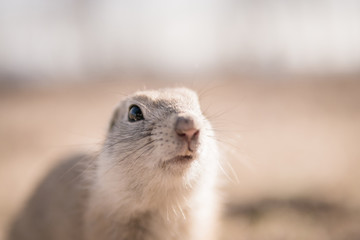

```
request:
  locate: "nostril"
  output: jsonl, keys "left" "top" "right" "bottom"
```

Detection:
{"left": 177, "top": 132, "right": 186, "bottom": 137}
{"left": 192, "top": 130, "right": 199, "bottom": 139}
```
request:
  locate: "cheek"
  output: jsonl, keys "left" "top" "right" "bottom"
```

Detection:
{"left": 150, "top": 119, "right": 183, "bottom": 159}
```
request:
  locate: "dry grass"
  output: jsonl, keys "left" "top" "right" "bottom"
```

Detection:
{"left": 1, "top": 77, "right": 360, "bottom": 240}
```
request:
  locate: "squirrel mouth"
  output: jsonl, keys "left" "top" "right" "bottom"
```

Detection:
{"left": 169, "top": 155, "right": 194, "bottom": 164}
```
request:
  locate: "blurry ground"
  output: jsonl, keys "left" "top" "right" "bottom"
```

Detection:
{"left": 0, "top": 77, "right": 360, "bottom": 240}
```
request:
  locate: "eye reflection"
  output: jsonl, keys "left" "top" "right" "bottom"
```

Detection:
{"left": 128, "top": 105, "right": 144, "bottom": 122}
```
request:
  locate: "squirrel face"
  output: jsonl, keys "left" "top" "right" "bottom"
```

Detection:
{"left": 104, "top": 88, "right": 216, "bottom": 176}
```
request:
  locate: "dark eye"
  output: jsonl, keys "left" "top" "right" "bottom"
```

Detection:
{"left": 128, "top": 105, "right": 144, "bottom": 122}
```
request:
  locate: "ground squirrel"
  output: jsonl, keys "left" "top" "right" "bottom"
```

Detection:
{"left": 9, "top": 88, "right": 219, "bottom": 240}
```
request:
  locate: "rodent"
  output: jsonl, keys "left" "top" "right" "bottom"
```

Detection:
{"left": 9, "top": 88, "right": 219, "bottom": 240}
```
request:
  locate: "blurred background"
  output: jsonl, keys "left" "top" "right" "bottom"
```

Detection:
{"left": 1, "top": 0, "right": 360, "bottom": 239}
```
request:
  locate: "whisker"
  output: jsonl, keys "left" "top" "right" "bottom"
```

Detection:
{"left": 101, "top": 139, "right": 156, "bottom": 176}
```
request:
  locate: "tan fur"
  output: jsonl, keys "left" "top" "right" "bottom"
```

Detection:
{"left": 9, "top": 88, "right": 219, "bottom": 240}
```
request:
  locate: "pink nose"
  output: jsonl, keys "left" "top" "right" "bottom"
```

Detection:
{"left": 175, "top": 115, "right": 200, "bottom": 145}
